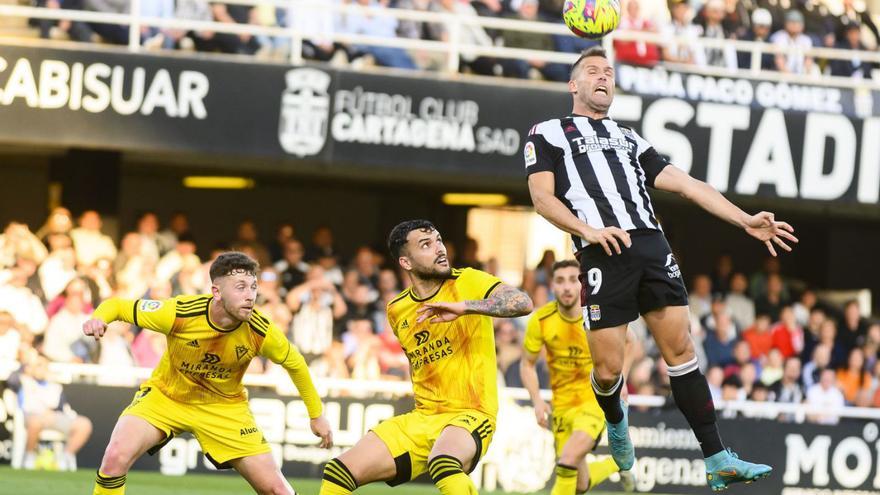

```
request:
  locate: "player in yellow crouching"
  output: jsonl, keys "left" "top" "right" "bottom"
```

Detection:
{"left": 320, "top": 219, "right": 533, "bottom": 495}
{"left": 521, "top": 260, "right": 635, "bottom": 494}
{"left": 83, "top": 252, "right": 332, "bottom": 495}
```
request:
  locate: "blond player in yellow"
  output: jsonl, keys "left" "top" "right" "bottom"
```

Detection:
{"left": 521, "top": 260, "right": 635, "bottom": 494}
{"left": 82, "top": 252, "right": 333, "bottom": 495}
{"left": 320, "top": 219, "right": 533, "bottom": 495}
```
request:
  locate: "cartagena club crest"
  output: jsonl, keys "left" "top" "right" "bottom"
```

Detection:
{"left": 278, "top": 68, "right": 331, "bottom": 158}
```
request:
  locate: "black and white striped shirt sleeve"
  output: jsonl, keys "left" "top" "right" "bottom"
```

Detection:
{"left": 632, "top": 129, "right": 671, "bottom": 188}
{"left": 524, "top": 126, "right": 562, "bottom": 176}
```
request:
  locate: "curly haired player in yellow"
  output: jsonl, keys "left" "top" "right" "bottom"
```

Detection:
{"left": 319, "top": 219, "right": 533, "bottom": 495}
{"left": 521, "top": 259, "right": 635, "bottom": 494}
{"left": 82, "top": 252, "right": 332, "bottom": 495}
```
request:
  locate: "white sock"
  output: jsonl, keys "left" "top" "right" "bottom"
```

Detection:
{"left": 65, "top": 452, "right": 77, "bottom": 471}
{"left": 23, "top": 452, "right": 36, "bottom": 470}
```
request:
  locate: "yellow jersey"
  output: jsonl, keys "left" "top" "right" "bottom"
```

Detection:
{"left": 93, "top": 295, "right": 322, "bottom": 417}
{"left": 387, "top": 268, "right": 502, "bottom": 418}
{"left": 524, "top": 301, "right": 596, "bottom": 411}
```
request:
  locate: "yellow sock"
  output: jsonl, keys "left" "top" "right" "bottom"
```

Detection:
{"left": 320, "top": 458, "right": 356, "bottom": 494}
{"left": 428, "top": 455, "right": 478, "bottom": 495}
{"left": 551, "top": 464, "right": 579, "bottom": 495}
{"left": 94, "top": 470, "right": 126, "bottom": 495}
{"left": 587, "top": 457, "right": 620, "bottom": 490}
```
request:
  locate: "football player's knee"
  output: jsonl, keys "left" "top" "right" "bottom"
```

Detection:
{"left": 100, "top": 442, "right": 134, "bottom": 475}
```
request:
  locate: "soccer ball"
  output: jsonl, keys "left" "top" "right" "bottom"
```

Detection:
{"left": 562, "top": 0, "right": 621, "bottom": 39}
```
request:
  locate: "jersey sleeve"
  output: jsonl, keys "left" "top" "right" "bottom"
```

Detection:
{"left": 524, "top": 127, "right": 562, "bottom": 176}
{"left": 523, "top": 314, "right": 544, "bottom": 355}
{"left": 255, "top": 315, "right": 323, "bottom": 419}
{"left": 458, "top": 268, "right": 503, "bottom": 301}
{"left": 631, "top": 128, "right": 671, "bottom": 188}
{"left": 92, "top": 297, "right": 175, "bottom": 335}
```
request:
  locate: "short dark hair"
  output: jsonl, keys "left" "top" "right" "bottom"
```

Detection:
{"left": 387, "top": 219, "right": 436, "bottom": 259}
{"left": 209, "top": 252, "right": 259, "bottom": 281}
{"left": 570, "top": 46, "right": 608, "bottom": 79}
{"left": 551, "top": 259, "right": 579, "bottom": 274}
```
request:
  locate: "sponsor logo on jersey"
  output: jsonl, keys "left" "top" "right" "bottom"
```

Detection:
{"left": 571, "top": 135, "right": 635, "bottom": 155}
{"left": 524, "top": 141, "right": 537, "bottom": 167}
{"left": 201, "top": 353, "right": 221, "bottom": 365}
{"left": 414, "top": 330, "right": 430, "bottom": 345}
{"left": 186, "top": 339, "right": 200, "bottom": 348}
{"left": 139, "top": 299, "right": 163, "bottom": 312}
{"left": 589, "top": 305, "right": 601, "bottom": 321}
{"left": 235, "top": 345, "right": 249, "bottom": 360}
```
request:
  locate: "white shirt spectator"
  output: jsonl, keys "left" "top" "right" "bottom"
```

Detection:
{"left": 43, "top": 306, "right": 91, "bottom": 363}
{"left": 0, "top": 325, "right": 21, "bottom": 363}
{"left": 805, "top": 379, "right": 846, "bottom": 425}
{"left": 38, "top": 250, "right": 78, "bottom": 301}
{"left": 725, "top": 292, "right": 755, "bottom": 332}
{"left": 292, "top": 292, "right": 335, "bottom": 358}
{"left": 70, "top": 228, "right": 117, "bottom": 268}
{"left": 662, "top": 21, "right": 705, "bottom": 65}
{"left": 19, "top": 375, "right": 65, "bottom": 416}
{"left": 0, "top": 283, "right": 47, "bottom": 334}
{"left": 770, "top": 29, "right": 812, "bottom": 74}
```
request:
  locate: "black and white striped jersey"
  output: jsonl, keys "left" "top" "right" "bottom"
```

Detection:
{"left": 525, "top": 114, "right": 671, "bottom": 252}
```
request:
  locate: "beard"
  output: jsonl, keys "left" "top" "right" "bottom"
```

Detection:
{"left": 557, "top": 294, "right": 579, "bottom": 311}
{"left": 411, "top": 263, "right": 453, "bottom": 280}
{"left": 221, "top": 299, "right": 247, "bottom": 322}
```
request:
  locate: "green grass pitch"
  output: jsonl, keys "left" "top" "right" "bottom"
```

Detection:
{"left": 0, "top": 466, "right": 651, "bottom": 494}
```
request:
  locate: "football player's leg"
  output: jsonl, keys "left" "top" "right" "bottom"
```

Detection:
{"left": 94, "top": 415, "right": 167, "bottom": 495}
{"left": 320, "top": 432, "right": 397, "bottom": 494}
{"left": 428, "top": 425, "right": 479, "bottom": 495}
{"left": 231, "top": 453, "right": 295, "bottom": 495}
{"left": 587, "top": 324, "right": 634, "bottom": 470}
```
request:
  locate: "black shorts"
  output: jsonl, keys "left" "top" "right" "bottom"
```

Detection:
{"left": 577, "top": 229, "right": 688, "bottom": 330}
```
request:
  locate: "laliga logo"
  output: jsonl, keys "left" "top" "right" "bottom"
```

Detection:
{"left": 278, "top": 68, "right": 331, "bottom": 158}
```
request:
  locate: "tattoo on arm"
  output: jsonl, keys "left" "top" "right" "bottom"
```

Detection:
{"left": 465, "top": 284, "right": 533, "bottom": 318}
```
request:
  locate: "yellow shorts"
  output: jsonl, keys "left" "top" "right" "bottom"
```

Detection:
{"left": 551, "top": 403, "right": 606, "bottom": 457}
{"left": 372, "top": 409, "right": 495, "bottom": 486}
{"left": 121, "top": 384, "right": 270, "bottom": 468}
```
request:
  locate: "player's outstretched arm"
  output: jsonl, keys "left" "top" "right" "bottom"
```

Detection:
{"left": 83, "top": 297, "right": 174, "bottom": 340}
{"left": 529, "top": 171, "right": 631, "bottom": 256}
{"left": 520, "top": 352, "right": 551, "bottom": 428}
{"left": 416, "top": 284, "right": 533, "bottom": 323}
{"left": 653, "top": 165, "right": 798, "bottom": 256}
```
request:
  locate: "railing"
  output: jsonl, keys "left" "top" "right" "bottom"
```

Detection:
{"left": 1, "top": 0, "right": 879, "bottom": 91}
{"left": 7, "top": 361, "right": 875, "bottom": 421}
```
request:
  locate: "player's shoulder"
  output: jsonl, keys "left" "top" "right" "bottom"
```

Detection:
{"left": 535, "top": 301, "right": 560, "bottom": 321}
{"left": 173, "top": 294, "right": 212, "bottom": 317}
{"left": 527, "top": 118, "right": 563, "bottom": 137}
{"left": 248, "top": 308, "right": 273, "bottom": 337}
{"left": 614, "top": 122, "right": 643, "bottom": 141}
{"left": 386, "top": 288, "right": 412, "bottom": 311}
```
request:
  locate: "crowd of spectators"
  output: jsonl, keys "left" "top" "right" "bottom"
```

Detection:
{"left": 24, "top": 0, "right": 878, "bottom": 79}
{"left": 1, "top": 209, "right": 878, "bottom": 427}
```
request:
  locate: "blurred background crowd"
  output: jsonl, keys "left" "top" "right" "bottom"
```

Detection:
{"left": 22, "top": 0, "right": 878, "bottom": 79}
{"left": 0, "top": 208, "right": 877, "bottom": 426}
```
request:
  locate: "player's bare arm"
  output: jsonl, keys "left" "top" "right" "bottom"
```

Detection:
{"left": 415, "top": 284, "right": 533, "bottom": 323}
{"left": 529, "top": 171, "right": 631, "bottom": 256}
{"left": 520, "top": 351, "right": 551, "bottom": 428}
{"left": 653, "top": 164, "right": 798, "bottom": 256}
{"left": 82, "top": 318, "right": 108, "bottom": 339}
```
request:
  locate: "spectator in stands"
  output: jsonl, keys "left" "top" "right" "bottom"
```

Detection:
{"left": 770, "top": 356, "right": 804, "bottom": 420}
{"left": 742, "top": 312, "right": 773, "bottom": 360}
{"left": 802, "top": 342, "right": 832, "bottom": 389}
{"left": 209, "top": 2, "right": 262, "bottom": 54}
{"left": 831, "top": 24, "right": 874, "bottom": 77}
{"left": 342, "top": 317, "right": 381, "bottom": 381}
{"left": 138, "top": 0, "right": 176, "bottom": 49}
{"left": 792, "top": 288, "right": 817, "bottom": 327}
{"left": 835, "top": 0, "right": 879, "bottom": 46}
{"left": 43, "top": 278, "right": 94, "bottom": 363}
{"left": 268, "top": 223, "right": 294, "bottom": 263}
{"left": 819, "top": 318, "right": 847, "bottom": 368}
{"left": 737, "top": 8, "right": 776, "bottom": 70}
{"left": 699, "top": 0, "right": 738, "bottom": 69}
{"left": 377, "top": 267, "right": 400, "bottom": 295}
{"left": 31, "top": 0, "right": 93, "bottom": 41}
{"left": 38, "top": 240, "right": 77, "bottom": 302}
{"left": 771, "top": 305, "right": 803, "bottom": 358}
{"left": 274, "top": 238, "right": 309, "bottom": 297}
{"left": 839, "top": 299, "right": 869, "bottom": 351}
{"left": 114, "top": 232, "right": 153, "bottom": 299}
{"left": 755, "top": 273, "right": 786, "bottom": 321}
{"left": 800, "top": 306, "right": 826, "bottom": 363}
{"left": 429, "top": 0, "right": 497, "bottom": 75}
{"left": 837, "top": 347, "right": 871, "bottom": 404}
{"left": 0, "top": 311, "right": 22, "bottom": 364}
{"left": 703, "top": 311, "right": 737, "bottom": 367}
{"left": 342, "top": 0, "right": 418, "bottom": 69}
{"left": 135, "top": 211, "right": 162, "bottom": 261}
{"left": 689, "top": 274, "right": 713, "bottom": 319}
{"left": 614, "top": 0, "right": 661, "bottom": 67}
{"left": 706, "top": 365, "right": 724, "bottom": 402}
{"left": 344, "top": 282, "right": 381, "bottom": 331}
{"left": 806, "top": 368, "right": 845, "bottom": 425}
{"left": 709, "top": 254, "right": 734, "bottom": 296}
{"left": 17, "top": 355, "right": 93, "bottom": 471}
{"left": 863, "top": 323, "right": 880, "bottom": 370}
{"left": 306, "top": 226, "right": 337, "bottom": 262}
{"left": 0, "top": 222, "right": 48, "bottom": 270}
{"left": 663, "top": 0, "right": 705, "bottom": 65}
{"left": 172, "top": 0, "right": 218, "bottom": 51}
{"left": 760, "top": 348, "right": 783, "bottom": 384}
{"left": 744, "top": 382, "right": 778, "bottom": 420}
{"left": 158, "top": 211, "right": 190, "bottom": 253}
{"left": 0, "top": 264, "right": 48, "bottom": 334}
{"left": 725, "top": 272, "right": 754, "bottom": 331}
{"left": 287, "top": 265, "right": 347, "bottom": 361}
{"left": 724, "top": 339, "right": 753, "bottom": 377}
{"left": 352, "top": 246, "right": 380, "bottom": 290}
{"left": 155, "top": 232, "right": 199, "bottom": 283}
{"left": 495, "top": 320, "right": 522, "bottom": 375}
{"left": 35, "top": 207, "right": 73, "bottom": 247}
{"left": 771, "top": 10, "right": 815, "bottom": 74}
{"left": 309, "top": 338, "right": 351, "bottom": 379}
{"left": 232, "top": 220, "right": 271, "bottom": 268}
{"left": 97, "top": 322, "right": 136, "bottom": 384}
{"left": 719, "top": 374, "right": 745, "bottom": 419}
{"left": 499, "top": 0, "right": 564, "bottom": 80}
{"left": 83, "top": 0, "right": 129, "bottom": 45}
{"left": 459, "top": 237, "right": 483, "bottom": 270}
{"left": 70, "top": 211, "right": 116, "bottom": 270}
